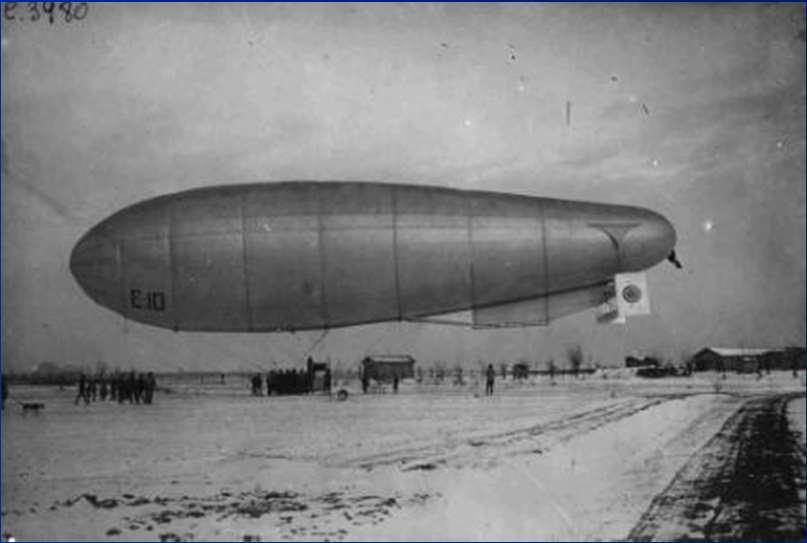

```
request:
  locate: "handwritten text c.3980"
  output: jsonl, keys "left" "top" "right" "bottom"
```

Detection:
{"left": 3, "top": 2, "right": 89, "bottom": 25}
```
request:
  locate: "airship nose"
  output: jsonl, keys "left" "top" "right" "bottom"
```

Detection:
{"left": 69, "top": 228, "right": 121, "bottom": 311}
{"left": 619, "top": 209, "right": 677, "bottom": 272}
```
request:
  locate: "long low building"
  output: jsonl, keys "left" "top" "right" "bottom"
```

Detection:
{"left": 692, "top": 347, "right": 805, "bottom": 373}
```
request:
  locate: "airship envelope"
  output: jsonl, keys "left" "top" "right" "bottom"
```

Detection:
{"left": 70, "top": 182, "right": 677, "bottom": 332}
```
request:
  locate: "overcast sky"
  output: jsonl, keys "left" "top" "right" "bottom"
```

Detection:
{"left": 2, "top": 3, "right": 805, "bottom": 373}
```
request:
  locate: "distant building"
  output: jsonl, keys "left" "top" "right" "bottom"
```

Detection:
{"left": 691, "top": 347, "right": 806, "bottom": 373}
{"left": 764, "top": 347, "right": 806, "bottom": 372}
{"left": 360, "top": 355, "right": 415, "bottom": 382}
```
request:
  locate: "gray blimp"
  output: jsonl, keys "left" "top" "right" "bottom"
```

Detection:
{"left": 70, "top": 182, "right": 677, "bottom": 332}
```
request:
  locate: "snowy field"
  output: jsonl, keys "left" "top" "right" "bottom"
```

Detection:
{"left": 2, "top": 372, "right": 805, "bottom": 541}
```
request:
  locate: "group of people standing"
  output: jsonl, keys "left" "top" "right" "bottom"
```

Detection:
{"left": 74, "top": 371, "right": 157, "bottom": 406}
{"left": 251, "top": 368, "right": 332, "bottom": 396}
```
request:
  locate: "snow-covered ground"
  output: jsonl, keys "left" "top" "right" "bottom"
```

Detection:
{"left": 2, "top": 373, "right": 804, "bottom": 541}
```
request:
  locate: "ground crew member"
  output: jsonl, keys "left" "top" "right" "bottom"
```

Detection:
{"left": 144, "top": 372, "right": 156, "bottom": 404}
{"left": 75, "top": 373, "right": 89, "bottom": 405}
{"left": 485, "top": 364, "right": 495, "bottom": 396}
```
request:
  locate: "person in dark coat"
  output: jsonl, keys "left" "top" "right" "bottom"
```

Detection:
{"left": 266, "top": 371, "right": 275, "bottom": 396}
{"left": 485, "top": 364, "right": 495, "bottom": 396}
{"left": 116, "top": 371, "right": 127, "bottom": 403}
{"left": 88, "top": 377, "right": 97, "bottom": 402}
{"left": 75, "top": 373, "right": 90, "bottom": 405}
{"left": 109, "top": 372, "right": 118, "bottom": 402}
{"left": 128, "top": 371, "right": 138, "bottom": 404}
{"left": 251, "top": 373, "right": 263, "bottom": 396}
{"left": 144, "top": 372, "right": 156, "bottom": 404}
{"left": 99, "top": 374, "right": 108, "bottom": 401}
{"left": 136, "top": 373, "right": 146, "bottom": 402}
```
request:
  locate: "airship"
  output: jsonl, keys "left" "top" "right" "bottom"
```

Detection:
{"left": 69, "top": 182, "right": 677, "bottom": 332}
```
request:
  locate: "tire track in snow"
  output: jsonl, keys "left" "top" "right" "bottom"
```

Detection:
{"left": 627, "top": 392, "right": 806, "bottom": 541}
{"left": 337, "top": 396, "right": 680, "bottom": 471}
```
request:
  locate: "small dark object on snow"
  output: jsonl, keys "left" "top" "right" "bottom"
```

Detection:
{"left": 18, "top": 401, "right": 44, "bottom": 412}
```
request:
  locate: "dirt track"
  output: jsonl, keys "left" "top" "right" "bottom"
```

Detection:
{"left": 628, "top": 393, "right": 806, "bottom": 541}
